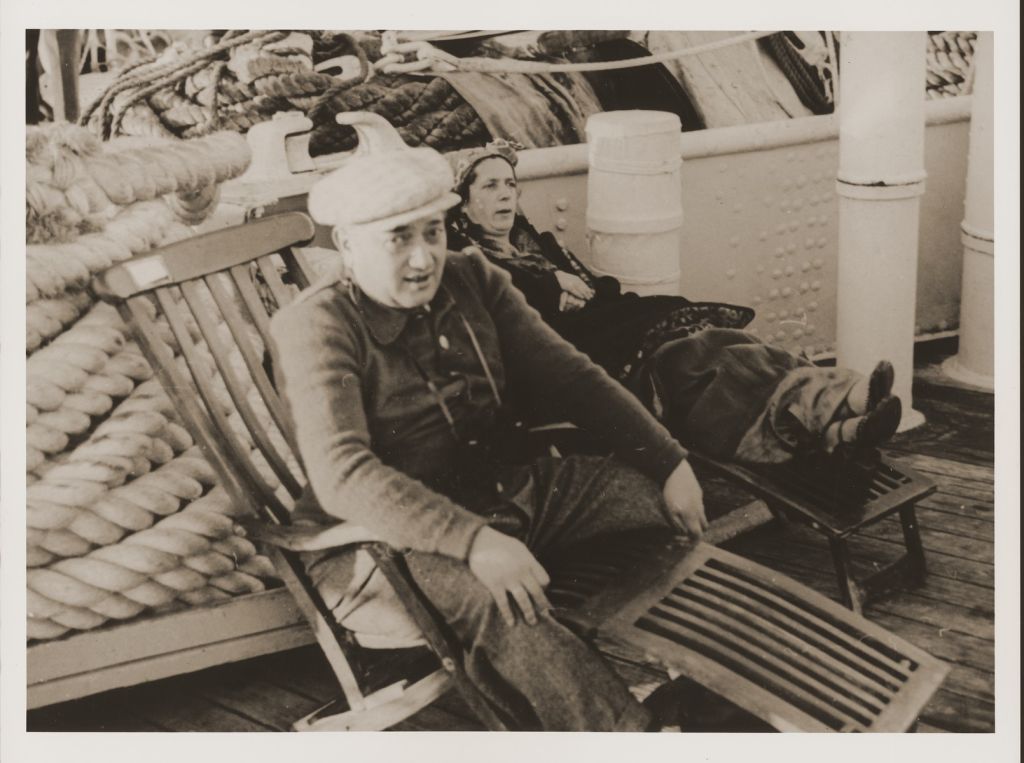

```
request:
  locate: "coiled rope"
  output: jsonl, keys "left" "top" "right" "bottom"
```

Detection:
{"left": 82, "top": 30, "right": 290, "bottom": 140}
{"left": 25, "top": 122, "right": 282, "bottom": 641}
{"left": 925, "top": 31, "right": 976, "bottom": 98}
{"left": 26, "top": 302, "right": 291, "bottom": 639}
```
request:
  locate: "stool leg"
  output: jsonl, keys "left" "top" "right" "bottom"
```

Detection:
{"left": 899, "top": 505, "right": 928, "bottom": 587}
{"left": 828, "top": 537, "right": 863, "bottom": 614}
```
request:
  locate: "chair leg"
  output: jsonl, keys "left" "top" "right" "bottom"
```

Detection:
{"left": 293, "top": 669, "right": 451, "bottom": 731}
{"left": 899, "top": 505, "right": 928, "bottom": 587}
{"left": 368, "top": 544, "right": 511, "bottom": 730}
{"left": 828, "top": 536, "right": 864, "bottom": 615}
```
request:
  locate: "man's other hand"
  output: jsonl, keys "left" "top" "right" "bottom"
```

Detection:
{"left": 662, "top": 459, "right": 708, "bottom": 540}
{"left": 467, "top": 526, "right": 552, "bottom": 626}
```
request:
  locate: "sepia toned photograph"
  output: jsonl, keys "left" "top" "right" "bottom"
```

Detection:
{"left": 2, "top": 6, "right": 1018, "bottom": 759}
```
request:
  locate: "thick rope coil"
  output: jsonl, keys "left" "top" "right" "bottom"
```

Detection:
{"left": 27, "top": 401, "right": 278, "bottom": 629}
{"left": 926, "top": 32, "right": 975, "bottom": 97}
{"left": 26, "top": 164, "right": 111, "bottom": 246}
{"left": 251, "top": 70, "right": 337, "bottom": 99}
{"left": 27, "top": 292, "right": 286, "bottom": 562}
{"left": 83, "top": 132, "right": 250, "bottom": 207}
{"left": 105, "top": 36, "right": 294, "bottom": 138}
{"left": 26, "top": 342, "right": 157, "bottom": 479}
{"left": 82, "top": 30, "right": 289, "bottom": 138}
{"left": 26, "top": 290, "right": 96, "bottom": 354}
{"left": 282, "top": 95, "right": 318, "bottom": 113}
{"left": 27, "top": 200, "right": 175, "bottom": 307}
{"left": 120, "top": 103, "right": 179, "bottom": 139}
{"left": 25, "top": 124, "right": 244, "bottom": 249}
{"left": 25, "top": 217, "right": 289, "bottom": 641}
{"left": 148, "top": 88, "right": 214, "bottom": 130}
{"left": 27, "top": 497, "right": 272, "bottom": 637}
{"left": 192, "top": 96, "right": 278, "bottom": 135}
{"left": 24, "top": 210, "right": 187, "bottom": 356}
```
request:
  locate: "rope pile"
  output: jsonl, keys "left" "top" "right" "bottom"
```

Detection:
{"left": 27, "top": 326, "right": 286, "bottom": 640}
{"left": 926, "top": 32, "right": 976, "bottom": 99}
{"left": 307, "top": 74, "right": 488, "bottom": 156}
{"left": 25, "top": 122, "right": 287, "bottom": 642}
{"left": 81, "top": 31, "right": 497, "bottom": 155}
{"left": 27, "top": 123, "right": 249, "bottom": 245}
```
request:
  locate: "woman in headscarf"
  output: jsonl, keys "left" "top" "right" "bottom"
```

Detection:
{"left": 445, "top": 141, "right": 902, "bottom": 463}
{"left": 446, "top": 141, "right": 755, "bottom": 384}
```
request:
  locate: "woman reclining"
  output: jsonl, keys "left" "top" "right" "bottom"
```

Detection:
{"left": 445, "top": 141, "right": 902, "bottom": 463}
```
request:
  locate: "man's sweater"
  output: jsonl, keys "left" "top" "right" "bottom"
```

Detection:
{"left": 270, "top": 251, "right": 687, "bottom": 561}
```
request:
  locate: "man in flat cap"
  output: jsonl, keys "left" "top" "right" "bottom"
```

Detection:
{"left": 270, "top": 141, "right": 706, "bottom": 731}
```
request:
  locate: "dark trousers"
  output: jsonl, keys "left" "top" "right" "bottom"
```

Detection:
{"left": 309, "top": 455, "right": 671, "bottom": 731}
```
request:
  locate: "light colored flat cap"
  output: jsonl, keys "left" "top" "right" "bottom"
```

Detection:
{"left": 308, "top": 147, "right": 461, "bottom": 230}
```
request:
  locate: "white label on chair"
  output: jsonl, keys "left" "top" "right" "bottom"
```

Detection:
{"left": 125, "top": 257, "right": 171, "bottom": 290}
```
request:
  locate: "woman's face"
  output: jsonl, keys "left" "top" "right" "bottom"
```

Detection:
{"left": 463, "top": 157, "right": 518, "bottom": 237}
{"left": 338, "top": 212, "right": 448, "bottom": 309}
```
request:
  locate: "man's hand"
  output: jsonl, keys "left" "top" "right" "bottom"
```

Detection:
{"left": 662, "top": 459, "right": 708, "bottom": 540}
{"left": 467, "top": 526, "right": 552, "bottom": 626}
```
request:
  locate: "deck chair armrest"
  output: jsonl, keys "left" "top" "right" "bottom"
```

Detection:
{"left": 237, "top": 516, "right": 384, "bottom": 552}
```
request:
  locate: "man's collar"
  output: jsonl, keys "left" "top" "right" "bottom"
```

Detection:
{"left": 348, "top": 279, "right": 456, "bottom": 345}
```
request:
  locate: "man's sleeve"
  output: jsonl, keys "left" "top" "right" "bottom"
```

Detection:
{"left": 270, "top": 299, "right": 487, "bottom": 560}
{"left": 465, "top": 253, "right": 688, "bottom": 485}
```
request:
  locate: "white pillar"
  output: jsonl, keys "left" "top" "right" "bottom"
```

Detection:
{"left": 943, "top": 33, "right": 995, "bottom": 389}
{"left": 835, "top": 32, "right": 928, "bottom": 430}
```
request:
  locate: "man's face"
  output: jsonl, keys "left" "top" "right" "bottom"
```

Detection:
{"left": 343, "top": 212, "right": 448, "bottom": 309}
{"left": 463, "top": 157, "right": 518, "bottom": 237}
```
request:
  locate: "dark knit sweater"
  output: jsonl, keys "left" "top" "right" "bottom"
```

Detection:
{"left": 270, "top": 251, "right": 686, "bottom": 560}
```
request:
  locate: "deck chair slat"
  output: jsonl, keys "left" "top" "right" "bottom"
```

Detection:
{"left": 147, "top": 272, "right": 372, "bottom": 712}
{"left": 700, "top": 559, "right": 915, "bottom": 678}
{"left": 647, "top": 600, "right": 876, "bottom": 728}
{"left": 179, "top": 280, "right": 304, "bottom": 500}
{"left": 118, "top": 299, "right": 250, "bottom": 506}
{"left": 685, "top": 572, "right": 901, "bottom": 697}
{"left": 660, "top": 589, "right": 887, "bottom": 716}
{"left": 153, "top": 288, "right": 291, "bottom": 523}
{"left": 202, "top": 272, "right": 299, "bottom": 458}
{"left": 635, "top": 610, "right": 853, "bottom": 730}
{"left": 281, "top": 248, "right": 314, "bottom": 291}
{"left": 256, "top": 255, "right": 294, "bottom": 309}
{"left": 229, "top": 264, "right": 275, "bottom": 345}
{"left": 700, "top": 561, "right": 917, "bottom": 680}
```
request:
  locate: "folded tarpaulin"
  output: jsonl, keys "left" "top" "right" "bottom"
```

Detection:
{"left": 438, "top": 70, "right": 603, "bottom": 148}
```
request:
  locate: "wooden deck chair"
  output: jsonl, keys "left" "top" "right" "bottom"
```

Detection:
{"left": 95, "top": 211, "right": 949, "bottom": 732}
{"left": 92, "top": 211, "right": 508, "bottom": 731}
{"left": 687, "top": 450, "right": 935, "bottom": 615}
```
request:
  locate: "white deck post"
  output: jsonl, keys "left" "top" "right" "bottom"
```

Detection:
{"left": 835, "top": 32, "right": 928, "bottom": 430}
{"left": 943, "top": 33, "right": 995, "bottom": 389}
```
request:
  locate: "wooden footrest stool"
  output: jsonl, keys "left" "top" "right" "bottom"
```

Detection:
{"left": 550, "top": 534, "right": 949, "bottom": 732}
{"left": 690, "top": 452, "right": 936, "bottom": 614}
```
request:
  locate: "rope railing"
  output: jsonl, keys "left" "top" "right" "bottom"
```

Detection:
{"left": 375, "top": 30, "right": 780, "bottom": 75}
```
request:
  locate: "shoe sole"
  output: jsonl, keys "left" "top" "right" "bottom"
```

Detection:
{"left": 855, "top": 395, "right": 902, "bottom": 447}
{"left": 867, "top": 361, "right": 895, "bottom": 412}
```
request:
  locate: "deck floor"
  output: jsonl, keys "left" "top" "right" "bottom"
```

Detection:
{"left": 27, "top": 344, "right": 996, "bottom": 733}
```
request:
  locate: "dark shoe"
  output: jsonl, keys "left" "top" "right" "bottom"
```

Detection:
{"left": 866, "top": 360, "right": 895, "bottom": 412}
{"left": 643, "top": 676, "right": 774, "bottom": 732}
{"left": 837, "top": 395, "right": 902, "bottom": 450}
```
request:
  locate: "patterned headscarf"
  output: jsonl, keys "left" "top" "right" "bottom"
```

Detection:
{"left": 448, "top": 139, "right": 524, "bottom": 199}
